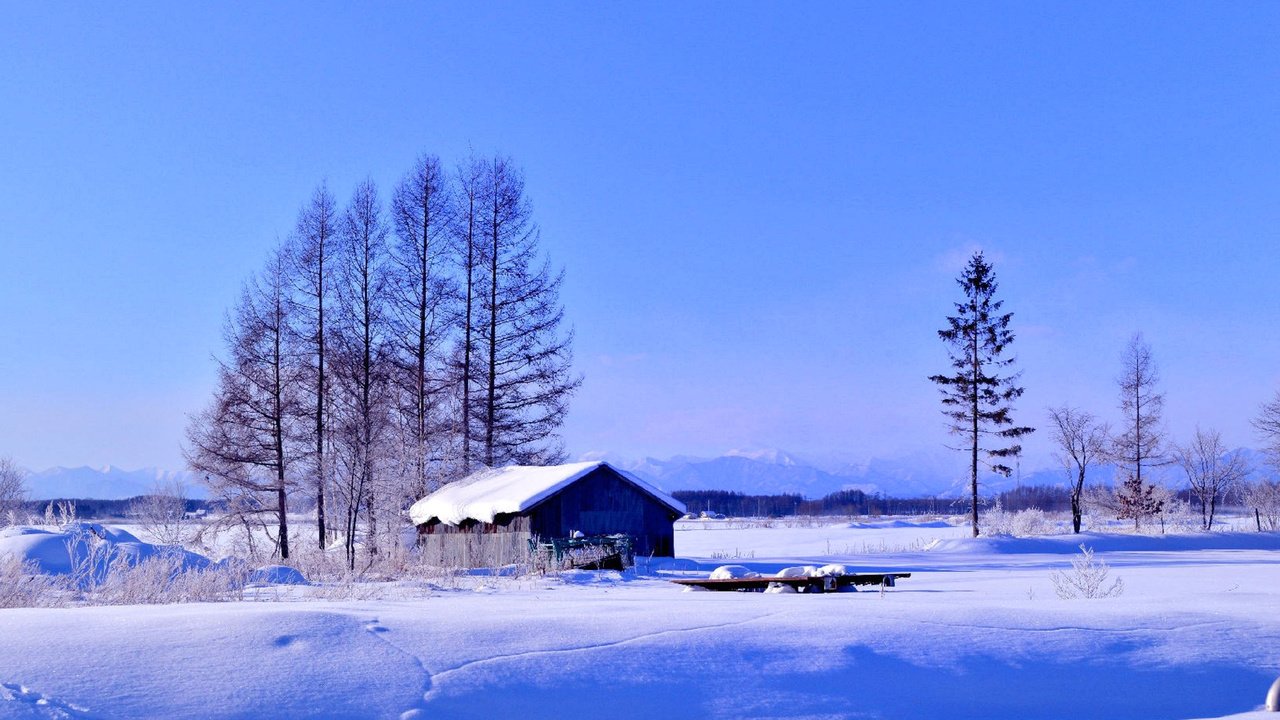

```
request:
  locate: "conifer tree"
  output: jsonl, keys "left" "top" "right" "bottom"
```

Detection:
{"left": 1114, "top": 473, "right": 1164, "bottom": 531}
{"left": 929, "top": 252, "right": 1034, "bottom": 537}
{"left": 1112, "top": 333, "right": 1167, "bottom": 491}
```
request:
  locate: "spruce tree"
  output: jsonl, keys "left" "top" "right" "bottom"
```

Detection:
{"left": 929, "top": 252, "right": 1034, "bottom": 537}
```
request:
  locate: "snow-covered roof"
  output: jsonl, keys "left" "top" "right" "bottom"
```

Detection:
{"left": 408, "top": 461, "right": 685, "bottom": 527}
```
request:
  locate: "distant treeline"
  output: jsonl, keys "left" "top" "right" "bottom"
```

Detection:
{"left": 674, "top": 485, "right": 1101, "bottom": 517}
{"left": 675, "top": 488, "right": 968, "bottom": 517}
{"left": 18, "top": 497, "right": 223, "bottom": 520}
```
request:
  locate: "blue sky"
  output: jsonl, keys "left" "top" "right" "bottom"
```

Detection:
{"left": 1, "top": 4, "right": 1278, "bottom": 473}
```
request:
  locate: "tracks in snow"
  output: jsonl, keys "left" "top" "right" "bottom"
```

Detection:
{"left": 0, "top": 683, "right": 93, "bottom": 720}
{"left": 359, "top": 618, "right": 436, "bottom": 720}
{"left": 424, "top": 609, "right": 785, "bottom": 701}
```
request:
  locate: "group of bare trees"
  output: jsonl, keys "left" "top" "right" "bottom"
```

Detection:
{"left": 1049, "top": 333, "right": 1263, "bottom": 534}
{"left": 187, "top": 154, "right": 580, "bottom": 566}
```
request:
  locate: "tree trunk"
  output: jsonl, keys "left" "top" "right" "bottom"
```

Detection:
{"left": 277, "top": 484, "right": 289, "bottom": 560}
{"left": 1072, "top": 466, "right": 1084, "bottom": 534}
{"left": 462, "top": 202, "right": 475, "bottom": 474}
{"left": 316, "top": 291, "right": 327, "bottom": 550}
{"left": 486, "top": 200, "right": 499, "bottom": 469}
{"left": 969, "top": 296, "right": 980, "bottom": 538}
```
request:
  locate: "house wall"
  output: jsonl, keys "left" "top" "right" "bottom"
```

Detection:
{"left": 528, "top": 467, "right": 678, "bottom": 556}
{"left": 417, "top": 514, "right": 532, "bottom": 568}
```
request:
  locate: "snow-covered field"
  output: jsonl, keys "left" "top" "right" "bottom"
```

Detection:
{"left": 3, "top": 518, "right": 1279, "bottom": 719}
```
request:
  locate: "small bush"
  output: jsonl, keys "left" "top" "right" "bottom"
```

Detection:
{"left": 1052, "top": 544, "right": 1123, "bottom": 599}
{"left": 984, "top": 502, "right": 1054, "bottom": 536}
{"left": 0, "top": 555, "right": 65, "bottom": 608}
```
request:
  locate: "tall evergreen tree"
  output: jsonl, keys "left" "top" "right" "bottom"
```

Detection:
{"left": 929, "top": 252, "right": 1034, "bottom": 537}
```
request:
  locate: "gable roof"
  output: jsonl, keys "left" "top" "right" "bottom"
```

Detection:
{"left": 408, "top": 461, "right": 685, "bottom": 527}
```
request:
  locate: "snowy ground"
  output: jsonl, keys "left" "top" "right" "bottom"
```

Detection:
{"left": 2, "top": 518, "right": 1279, "bottom": 719}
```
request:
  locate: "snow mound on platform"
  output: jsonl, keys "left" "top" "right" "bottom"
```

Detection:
{"left": 709, "top": 565, "right": 760, "bottom": 579}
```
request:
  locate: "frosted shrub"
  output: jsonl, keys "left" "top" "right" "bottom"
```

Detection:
{"left": 1157, "top": 496, "right": 1198, "bottom": 534}
{"left": 0, "top": 555, "right": 65, "bottom": 608}
{"left": 42, "top": 500, "right": 77, "bottom": 529}
{"left": 1052, "top": 544, "right": 1123, "bottom": 599}
{"left": 88, "top": 554, "right": 248, "bottom": 606}
{"left": 61, "top": 526, "right": 248, "bottom": 605}
{"left": 284, "top": 542, "right": 350, "bottom": 583}
{"left": 1010, "top": 508, "right": 1051, "bottom": 536}
{"left": 96, "top": 553, "right": 184, "bottom": 605}
{"left": 64, "top": 525, "right": 121, "bottom": 591}
{"left": 983, "top": 502, "right": 1053, "bottom": 536}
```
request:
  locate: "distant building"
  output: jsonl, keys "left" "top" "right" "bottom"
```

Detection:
{"left": 409, "top": 461, "right": 685, "bottom": 568}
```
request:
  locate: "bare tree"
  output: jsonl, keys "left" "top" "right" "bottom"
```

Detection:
{"left": 186, "top": 249, "right": 300, "bottom": 558}
{"left": 1241, "top": 479, "right": 1280, "bottom": 531}
{"left": 289, "top": 183, "right": 338, "bottom": 550}
{"left": 331, "top": 178, "right": 393, "bottom": 570}
{"left": 475, "top": 156, "right": 580, "bottom": 467}
{"left": 0, "top": 457, "right": 27, "bottom": 527}
{"left": 1047, "top": 406, "right": 1108, "bottom": 533}
{"left": 452, "top": 157, "right": 486, "bottom": 475}
{"left": 1252, "top": 389, "right": 1280, "bottom": 468}
{"left": 1112, "top": 333, "right": 1167, "bottom": 486}
{"left": 1175, "top": 427, "right": 1247, "bottom": 531}
{"left": 129, "top": 478, "right": 192, "bottom": 546}
{"left": 929, "top": 252, "right": 1034, "bottom": 537}
{"left": 186, "top": 245, "right": 303, "bottom": 559}
{"left": 389, "top": 154, "right": 456, "bottom": 499}
{"left": 1248, "top": 391, "right": 1280, "bottom": 532}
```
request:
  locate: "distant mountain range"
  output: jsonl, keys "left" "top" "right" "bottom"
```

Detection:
{"left": 19, "top": 447, "right": 1276, "bottom": 501}
{"left": 607, "top": 447, "right": 1276, "bottom": 500}
{"left": 22, "top": 466, "right": 206, "bottom": 501}
{"left": 615, "top": 450, "right": 997, "bottom": 498}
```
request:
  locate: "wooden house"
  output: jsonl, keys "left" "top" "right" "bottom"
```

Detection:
{"left": 408, "top": 461, "right": 685, "bottom": 568}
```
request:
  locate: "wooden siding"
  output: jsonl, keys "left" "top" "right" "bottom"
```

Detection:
{"left": 418, "top": 513, "right": 532, "bottom": 568}
{"left": 528, "top": 466, "right": 678, "bottom": 556}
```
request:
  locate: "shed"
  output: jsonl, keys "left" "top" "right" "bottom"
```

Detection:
{"left": 408, "top": 461, "right": 685, "bottom": 568}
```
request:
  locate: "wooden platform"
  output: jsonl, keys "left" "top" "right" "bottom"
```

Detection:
{"left": 670, "top": 572, "right": 911, "bottom": 593}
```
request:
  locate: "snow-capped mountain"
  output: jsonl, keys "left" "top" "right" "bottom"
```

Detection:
{"left": 601, "top": 446, "right": 1274, "bottom": 499}
{"left": 23, "top": 466, "right": 206, "bottom": 501}
{"left": 722, "top": 448, "right": 805, "bottom": 467}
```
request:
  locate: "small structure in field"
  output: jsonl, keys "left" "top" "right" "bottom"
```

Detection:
{"left": 409, "top": 461, "right": 685, "bottom": 568}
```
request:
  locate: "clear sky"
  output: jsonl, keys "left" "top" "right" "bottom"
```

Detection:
{"left": 2, "top": 3, "right": 1278, "bottom": 473}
